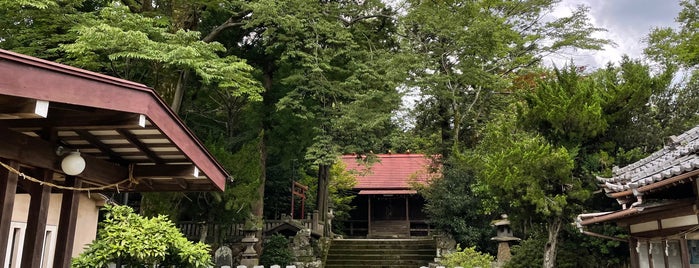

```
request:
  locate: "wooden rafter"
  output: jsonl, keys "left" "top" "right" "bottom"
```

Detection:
{"left": 75, "top": 129, "right": 127, "bottom": 164}
{"left": 117, "top": 129, "right": 165, "bottom": 164}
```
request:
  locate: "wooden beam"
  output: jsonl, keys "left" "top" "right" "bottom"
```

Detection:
{"left": 21, "top": 169, "right": 52, "bottom": 268}
{"left": 0, "top": 160, "right": 18, "bottom": 268}
{"left": 0, "top": 126, "right": 129, "bottom": 185}
{"left": 133, "top": 164, "right": 199, "bottom": 179}
{"left": 0, "top": 113, "right": 144, "bottom": 131}
{"left": 53, "top": 177, "right": 81, "bottom": 268}
{"left": 61, "top": 133, "right": 165, "bottom": 141}
{"left": 117, "top": 128, "right": 164, "bottom": 164}
{"left": 175, "top": 178, "right": 189, "bottom": 190}
{"left": 0, "top": 99, "right": 48, "bottom": 119}
{"left": 129, "top": 181, "right": 216, "bottom": 192}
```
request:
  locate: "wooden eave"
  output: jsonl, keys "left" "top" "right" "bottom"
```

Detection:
{"left": 0, "top": 49, "right": 227, "bottom": 191}
{"left": 579, "top": 199, "right": 695, "bottom": 226}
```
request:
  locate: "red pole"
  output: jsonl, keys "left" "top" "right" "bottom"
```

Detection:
{"left": 291, "top": 181, "right": 295, "bottom": 219}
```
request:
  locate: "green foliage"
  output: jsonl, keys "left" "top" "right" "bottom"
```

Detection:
{"left": 474, "top": 110, "right": 582, "bottom": 217}
{"left": 400, "top": 0, "right": 611, "bottom": 157}
{"left": 140, "top": 192, "right": 183, "bottom": 221}
{"left": 0, "top": 0, "right": 56, "bottom": 9}
{"left": 505, "top": 233, "right": 545, "bottom": 268}
{"left": 440, "top": 245, "right": 494, "bottom": 268}
{"left": 419, "top": 155, "right": 496, "bottom": 253}
{"left": 71, "top": 205, "right": 212, "bottom": 268}
{"left": 505, "top": 225, "right": 629, "bottom": 268}
{"left": 328, "top": 160, "right": 357, "bottom": 232}
{"left": 645, "top": 0, "right": 699, "bottom": 67}
{"left": 209, "top": 133, "right": 264, "bottom": 219}
{"left": 0, "top": 0, "right": 92, "bottom": 59}
{"left": 60, "top": 4, "right": 263, "bottom": 105}
{"left": 521, "top": 65, "right": 607, "bottom": 146}
{"left": 260, "top": 234, "right": 293, "bottom": 267}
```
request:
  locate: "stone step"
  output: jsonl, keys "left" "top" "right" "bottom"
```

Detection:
{"left": 326, "top": 253, "right": 434, "bottom": 261}
{"left": 325, "top": 239, "right": 436, "bottom": 268}
{"left": 330, "top": 238, "right": 435, "bottom": 244}
{"left": 329, "top": 244, "right": 436, "bottom": 250}
{"left": 325, "top": 259, "right": 433, "bottom": 266}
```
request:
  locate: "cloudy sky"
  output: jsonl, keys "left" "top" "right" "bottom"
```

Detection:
{"left": 547, "top": 0, "right": 682, "bottom": 69}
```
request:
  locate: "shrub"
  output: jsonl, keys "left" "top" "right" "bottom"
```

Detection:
{"left": 440, "top": 245, "right": 494, "bottom": 268}
{"left": 260, "top": 234, "right": 294, "bottom": 266}
{"left": 71, "top": 205, "right": 212, "bottom": 268}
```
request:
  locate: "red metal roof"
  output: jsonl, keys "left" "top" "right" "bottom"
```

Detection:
{"left": 341, "top": 154, "right": 438, "bottom": 191}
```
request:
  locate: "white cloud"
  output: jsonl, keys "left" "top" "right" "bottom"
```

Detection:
{"left": 544, "top": 0, "right": 681, "bottom": 69}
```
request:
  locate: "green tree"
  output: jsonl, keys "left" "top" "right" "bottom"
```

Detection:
{"left": 418, "top": 155, "right": 496, "bottom": 253}
{"left": 473, "top": 65, "right": 621, "bottom": 267}
{"left": 645, "top": 0, "right": 699, "bottom": 67}
{"left": 59, "top": 4, "right": 263, "bottom": 113}
{"left": 399, "top": 0, "right": 611, "bottom": 158}
{"left": 72, "top": 205, "right": 212, "bottom": 268}
{"left": 210, "top": 0, "right": 403, "bottom": 223}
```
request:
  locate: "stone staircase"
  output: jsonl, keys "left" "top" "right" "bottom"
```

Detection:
{"left": 370, "top": 220, "right": 410, "bottom": 238}
{"left": 325, "top": 239, "right": 436, "bottom": 268}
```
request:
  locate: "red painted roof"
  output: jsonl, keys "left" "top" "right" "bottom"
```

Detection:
{"left": 0, "top": 49, "right": 229, "bottom": 191}
{"left": 341, "top": 154, "right": 438, "bottom": 190}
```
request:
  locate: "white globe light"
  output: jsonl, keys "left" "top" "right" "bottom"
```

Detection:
{"left": 61, "top": 151, "right": 86, "bottom": 176}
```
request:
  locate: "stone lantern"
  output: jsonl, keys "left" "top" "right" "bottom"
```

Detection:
{"left": 240, "top": 228, "right": 260, "bottom": 267}
{"left": 491, "top": 214, "right": 520, "bottom": 266}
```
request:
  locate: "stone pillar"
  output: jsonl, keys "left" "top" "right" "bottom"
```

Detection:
{"left": 497, "top": 241, "right": 512, "bottom": 262}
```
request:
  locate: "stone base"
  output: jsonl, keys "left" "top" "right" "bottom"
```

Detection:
{"left": 240, "top": 258, "right": 259, "bottom": 267}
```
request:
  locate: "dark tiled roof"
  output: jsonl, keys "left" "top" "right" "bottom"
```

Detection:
{"left": 597, "top": 126, "right": 699, "bottom": 193}
{"left": 341, "top": 154, "right": 438, "bottom": 190}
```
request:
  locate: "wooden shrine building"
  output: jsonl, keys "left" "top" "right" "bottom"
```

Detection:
{"left": 577, "top": 126, "right": 699, "bottom": 268}
{"left": 0, "top": 49, "right": 229, "bottom": 268}
{"left": 341, "top": 154, "right": 437, "bottom": 238}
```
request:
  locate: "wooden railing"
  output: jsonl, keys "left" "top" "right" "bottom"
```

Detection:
{"left": 177, "top": 217, "right": 322, "bottom": 243}
{"left": 338, "top": 220, "right": 434, "bottom": 237}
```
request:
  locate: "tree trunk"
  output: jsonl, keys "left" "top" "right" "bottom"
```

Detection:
{"left": 437, "top": 97, "right": 452, "bottom": 159}
{"left": 171, "top": 70, "right": 189, "bottom": 114}
{"left": 317, "top": 164, "right": 331, "bottom": 236}
{"left": 251, "top": 132, "right": 266, "bottom": 218}
{"left": 543, "top": 216, "right": 563, "bottom": 268}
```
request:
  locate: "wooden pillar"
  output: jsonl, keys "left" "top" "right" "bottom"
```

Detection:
{"left": 367, "top": 195, "right": 372, "bottom": 238}
{"left": 680, "top": 237, "right": 690, "bottom": 268}
{"left": 628, "top": 237, "right": 639, "bottom": 268}
{"left": 405, "top": 195, "right": 410, "bottom": 238}
{"left": 21, "top": 169, "right": 52, "bottom": 268}
{"left": 53, "top": 176, "right": 82, "bottom": 268}
{"left": 0, "top": 160, "right": 19, "bottom": 268}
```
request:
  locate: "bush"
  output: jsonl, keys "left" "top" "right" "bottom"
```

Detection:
{"left": 72, "top": 205, "right": 212, "bottom": 268}
{"left": 260, "top": 234, "right": 294, "bottom": 266}
{"left": 440, "top": 245, "right": 494, "bottom": 268}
